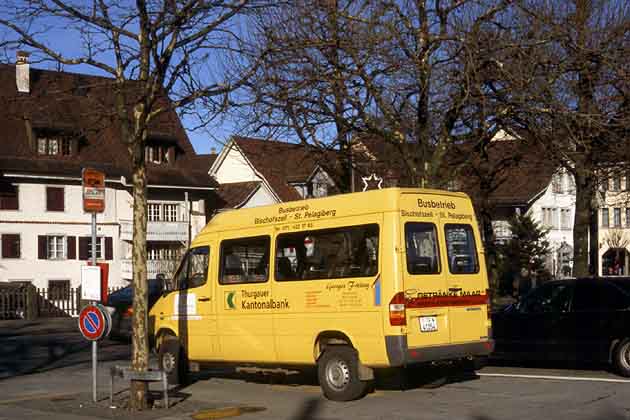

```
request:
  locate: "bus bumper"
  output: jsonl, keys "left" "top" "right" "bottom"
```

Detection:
{"left": 385, "top": 336, "right": 495, "bottom": 367}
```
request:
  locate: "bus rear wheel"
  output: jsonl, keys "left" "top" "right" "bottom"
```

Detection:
{"left": 317, "top": 346, "right": 369, "bottom": 401}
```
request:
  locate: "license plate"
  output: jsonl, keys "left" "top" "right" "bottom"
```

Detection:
{"left": 419, "top": 316, "right": 438, "bottom": 332}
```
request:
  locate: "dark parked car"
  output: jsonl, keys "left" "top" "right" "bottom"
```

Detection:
{"left": 492, "top": 277, "right": 630, "bottom": 376}
{"left": 106, "top": 278, "right": 163, "bottom": 339}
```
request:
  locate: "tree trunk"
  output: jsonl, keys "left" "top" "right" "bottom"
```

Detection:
{"left": 573, "top": 170, "right": 595, "bottom": 277}
{"left": 130, "top": 158, "right": 149, "bottom": 410}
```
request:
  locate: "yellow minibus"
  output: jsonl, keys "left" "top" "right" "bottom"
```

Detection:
{"left": 149, "top": 188, "right": 493, "bottom": 401}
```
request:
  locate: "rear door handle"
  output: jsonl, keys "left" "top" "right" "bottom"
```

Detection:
{"left": 449, "top": 287, "right": 462, "bottom": 292}
{"left": 198, "top": 297, "right": 211, "bottom": 302}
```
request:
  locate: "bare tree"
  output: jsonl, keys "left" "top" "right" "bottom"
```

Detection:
{"left": 491, "top": 0, "right": 630, "bottom": 276}
{"left": 242, "top": 0, "right": 509, "bottom": 190}
{"left": 0, "top": 0, "right": 266, "bottom": 409}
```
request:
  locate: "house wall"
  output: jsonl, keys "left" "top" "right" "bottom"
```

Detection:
{"left": 0, "top": 181, "right": 124, "bottom": 289}
{"left": 242, "top": 184, "right": 278, "bottom": 208}
{"left": 0, "top": 179, "right": 207, "bottom": 291}
{"left": 528, "top": 174, "right": 576, "bottom": 277}
{"left": 597, "top": 181, "right": 630, "bottom": 276}
{"left": 213, "top": 145, "right": 261, "bottom": 184}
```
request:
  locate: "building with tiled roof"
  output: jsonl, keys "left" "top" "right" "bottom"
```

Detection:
{"left": 0, "top": 56, "right": 216, "bottom": 306}
{"left": 351, "top": 132, "right": 576, "bottom": 277}
{"left": 208, "top": 136, "right": 340, "bottom": 210}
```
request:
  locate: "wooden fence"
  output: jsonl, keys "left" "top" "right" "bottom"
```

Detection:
{"left": 0, "top": 285, "right": 123, "bottom": 320}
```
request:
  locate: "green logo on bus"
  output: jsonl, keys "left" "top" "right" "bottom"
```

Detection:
{"left": 226, "top": 291, "right": 236, "bottom": 310}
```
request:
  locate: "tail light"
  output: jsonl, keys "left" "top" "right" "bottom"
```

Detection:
{"left": 123, "top": 307, "right": 134, "bottom": 318}
{"left": 389, "top": 292, "right": 406, "bottom": 326}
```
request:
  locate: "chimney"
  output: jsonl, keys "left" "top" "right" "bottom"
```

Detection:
{"left": 16, "top": 51, "right": 30, "bottom": 93}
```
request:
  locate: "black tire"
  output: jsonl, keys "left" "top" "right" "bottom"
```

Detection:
{"left": 159, "top": 336, "right": 186, "bottom": 385}
{"left": 463, "top": 356, "right": 488, "bottom": 372}
{"left": 317, "top": 346, "right": 369, "bottom": 401}
{"left": 613, "top": 339, "right": 630, "bottom": 377}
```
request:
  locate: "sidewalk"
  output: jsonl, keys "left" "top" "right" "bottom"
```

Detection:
{"left": 0, "top": 361, "right": 326, "bottom": 420}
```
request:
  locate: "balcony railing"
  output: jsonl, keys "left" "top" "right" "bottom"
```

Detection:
{"left": 120, "top": 220, "right": 188, "bottom": 242}
{"left": 121, "top": 259, "right": 179, "bottom": 279}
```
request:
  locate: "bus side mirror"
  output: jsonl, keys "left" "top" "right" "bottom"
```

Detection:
{"left": 156, "top": 273, "right": 170, "bottom": 295}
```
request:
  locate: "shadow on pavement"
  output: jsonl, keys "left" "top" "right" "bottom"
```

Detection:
{"left": 187, "top": 361, "right": 478, "bottom": 394}
{"left": 291, "top": 398, "right": 321, "bottom": 420}
{"left": 0, "top": 319, "right": 131, "bottom": 380}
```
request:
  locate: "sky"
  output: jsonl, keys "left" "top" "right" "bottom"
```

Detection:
{"left": 1, "top": 10, "right": 249, "bottom": 156}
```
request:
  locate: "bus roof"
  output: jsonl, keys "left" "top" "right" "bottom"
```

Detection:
{"left": 198, "top": 187, "right": 471, "bottom": 235}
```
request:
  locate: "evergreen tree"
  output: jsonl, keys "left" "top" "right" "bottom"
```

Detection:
{"left": 497, "top": 214, "right": 551, "bottom": 296}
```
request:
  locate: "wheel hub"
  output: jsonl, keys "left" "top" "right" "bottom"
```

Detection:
{"left": 162, "top": 352, "right": 176, "bottom": 373}
{"left": 623, "top": 345, "right": 630, "bottom": 369}
{"left": 326, "top": 358, "right": 350, "bottom": 390}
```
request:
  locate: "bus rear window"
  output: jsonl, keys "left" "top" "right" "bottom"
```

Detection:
{"left": 444, "top": 224, "right": 479, "bottom": 274}
{"left": 405, "top": 223, "right": 440, "bottom": 274}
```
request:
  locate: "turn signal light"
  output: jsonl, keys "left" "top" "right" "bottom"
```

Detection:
{"left": 389, "top": 292, "right": 406, "bottom": 326}
{"left": 123, "top": 307, "right": 133, "bottom": 318}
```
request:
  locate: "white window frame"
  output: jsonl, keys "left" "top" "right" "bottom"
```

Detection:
{"left": 614, "top": 208, "right": 621, "bottom": 227}
{"left": 47, "top": 235, "right": 66, "bottom": 260}
{"left": 87, "top": 237, "right": 103, "bottom": 260}
{"left": 148, "top": 203, "right": 161, "bottom": 222}
{"left": 551, "top": 174, "right": 562, "bottom": 194}
{"left": 560, "top": 209, "right": 571, "bottom": 230}
{"left": 163, "top": 203, "right": 178, "bottom": 222}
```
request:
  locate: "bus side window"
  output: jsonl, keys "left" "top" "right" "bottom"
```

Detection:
{"left": 219, "top": 236, "right": 270, "bottom": 284}
{"left": 275, "top": 224, "right": 379, "bottom": 281}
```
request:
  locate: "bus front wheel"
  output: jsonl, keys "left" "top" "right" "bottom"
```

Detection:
{"left": 317, "top": 346, "right": 369, "bottom": 401}
{"left": 159, "top": 336, "right": 186, "bottom": 385}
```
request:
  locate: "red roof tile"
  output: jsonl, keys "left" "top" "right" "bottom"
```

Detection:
{"left": 216, "top": 181, "right": 261, "bottom": 209}
{"left": 232, "top": 137, "right": 339, "bottom": 202}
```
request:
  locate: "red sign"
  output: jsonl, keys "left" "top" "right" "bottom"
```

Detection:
{"left": 82, "top": 168, "right": 105, "bottom": 213}
{"left": 78, "top": 305, "right": 107, "bottom": 341}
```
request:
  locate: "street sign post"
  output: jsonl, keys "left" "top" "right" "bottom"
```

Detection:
{"left": 78, "top": 304, "right": 111, "bottom": 403}
{"left": 81, "top": 168, "right": 106, "bottom": 403}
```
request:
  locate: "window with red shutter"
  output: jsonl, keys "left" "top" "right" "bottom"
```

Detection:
{"left": 67, "top": 236, "right": 76, "bottom": 259}
{"left": 1, "top": 234, "right": 20, "bottom": 258}
{"left": 38, "top": 236, "right": 47, "bottom": 259}
{"left": 0, "top": 184, "right": 19, "bottom": 210}
{"left": 78, "top": 237, "right": 89, "bottom": 260}
{"left": 105, "top": 237, "right": 113, "bottom": 260}
{"left": 46, "top": 187, "right": 65, "bottom": 212}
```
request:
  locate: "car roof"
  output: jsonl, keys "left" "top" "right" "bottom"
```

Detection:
{"left": 544, "top": 277, "right": 630, "bottom": 288}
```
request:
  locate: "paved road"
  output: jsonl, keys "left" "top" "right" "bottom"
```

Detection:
{"left": 1, "top": 319, "right": 630, "bottom": 420}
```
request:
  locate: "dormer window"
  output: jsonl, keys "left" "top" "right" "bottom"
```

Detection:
{"left": 37, "top": 134, "right": 73, "bottom": 156}
{"left": 145, "top": 144, "right": 174, "bottom": 165}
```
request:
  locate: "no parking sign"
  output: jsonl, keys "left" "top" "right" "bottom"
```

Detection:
{"left": 78, "top": 304, "right": 111, "bottom": 341}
